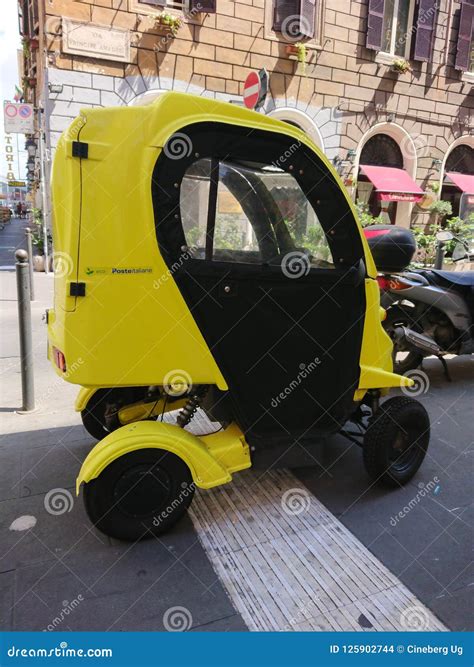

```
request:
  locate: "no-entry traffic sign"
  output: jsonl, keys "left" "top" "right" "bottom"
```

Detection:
{"left": 243, "top": 69, "right": 268, "bottom": 110}
{"left": 3, "top": 101, "right": 34, "bottom": 133}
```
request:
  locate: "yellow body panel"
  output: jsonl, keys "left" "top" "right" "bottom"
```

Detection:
{"left": 76, "top": 420, "right": 251, "bottom": 493}
{"left": 49, "top": 92, "right": 407, "bottom": 412}
{"left": 75, "top": 387, "right": 96, "bottom": 412}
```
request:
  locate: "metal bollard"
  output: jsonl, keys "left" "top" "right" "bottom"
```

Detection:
{"left": 15, "top": 249, "right": 35, "bottom": 411}
{"left": 25, "top": 227, "right": 35, "bottom": 301}
{"left": 434, "top": 242, "right": 445, "bottom": 270}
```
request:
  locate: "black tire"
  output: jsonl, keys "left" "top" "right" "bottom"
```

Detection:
{"left": 363, "top": 396, "right": 430, "bottom": 487}
{"left": 81, "top": 389, "right": 122, "bottom": 440}
{"left": 84, "top": 448, "right": 194, "bottom": 541}
{"left": 384, "top": 306, "right": 423, "bottom": 374}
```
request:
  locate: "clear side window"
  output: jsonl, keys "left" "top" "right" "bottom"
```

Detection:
{"left": 180, "top": 158, "right": 334, "bottom": 269}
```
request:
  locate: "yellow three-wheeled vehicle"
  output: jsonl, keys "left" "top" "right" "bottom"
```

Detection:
{"left": 47, "top": 92, "right": 428, "bottom": 541}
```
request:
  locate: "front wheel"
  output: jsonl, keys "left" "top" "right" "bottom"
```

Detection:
{"left": 363, "top": 396, "right": 430, "bottom": 487}
{"left": 83, "top": 449, "right": 195, "bottom": 541}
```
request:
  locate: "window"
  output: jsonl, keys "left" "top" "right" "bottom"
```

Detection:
{"left": 265, "top": 0, "right": 324, "bottom": 49}
{"left": 455, "top": 0, "right": 474, "bottom": 73}
{"left": 381, "top": 0, "right": 415, "bottom": 57}
{"left": 366, "top": 0, "right": 438, "bottom": 62}
{"left": 132, "top": 0, "right": 216, "bottom": 12}
{"left": 180, "top": 158, "right": 334, "bottom": 268}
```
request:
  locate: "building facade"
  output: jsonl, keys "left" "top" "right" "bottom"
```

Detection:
{"left": 18, "top": 0, "right": 474, "bottom": 227}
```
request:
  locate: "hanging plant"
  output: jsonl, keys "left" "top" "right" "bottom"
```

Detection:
{"left": 286, "top": 42, "right": 307, "bottom": 73}
{"left": 391, "top": 58, "right": 412, "bottom": 74}
{"left": 154, "top": 11, "right": 182, "bottom": 36}
{"left": 22, "top": 39, "right": 30, "bottom": 58}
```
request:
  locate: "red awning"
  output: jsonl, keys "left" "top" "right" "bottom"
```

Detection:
{"left": 359, "top": 165, "right": 424, "bottom": 203}
{"left": 445, "top": 172, "right": 474, "bottom": 194}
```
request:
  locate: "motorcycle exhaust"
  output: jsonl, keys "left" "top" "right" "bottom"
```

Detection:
{"left": 394, "top": 326, "right": 441, "bottom": 356}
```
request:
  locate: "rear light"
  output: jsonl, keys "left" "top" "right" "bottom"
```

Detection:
{"left": 376, "top": 275, "right": 411, "bottom": 291}
{"left": 376, "top": 276, "right": 392, "bottom": 290}
{"left": 52, "top": 346, "right": 67, "bottom": 373}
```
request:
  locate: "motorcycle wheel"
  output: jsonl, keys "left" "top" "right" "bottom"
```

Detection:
{"left": 363, "top": 396, "right": 430, "bottom": 487}
{"left": 384, "top": 306, "right": 423, "bottom": 374}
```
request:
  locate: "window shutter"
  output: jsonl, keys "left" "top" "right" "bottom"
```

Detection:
{"left": 455, "top": 0, "right": 474, "bottom": 71}
{"left": 183, "top": 0, "right": 216, "bottom": 11}
{"left": 413, "top": 0, "right": 439, "bottom": 62}
{"left": 299, "top": 0, "right": 316, "bottom": 39}
{"left": 272, "top": 0, "right": 299, "bottom": 32}
{"left": 272, "top": 0, "right": 315, "bottom": 38}
{"left": 366, "top": 0, "right": 385, "bottom": 51}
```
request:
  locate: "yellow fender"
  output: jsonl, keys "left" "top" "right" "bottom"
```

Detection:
{"left": 76, "top": 420, "right": 251, "bottom": 494}
{"left": 75, "top": 387, "right": 97, "bottom": 412}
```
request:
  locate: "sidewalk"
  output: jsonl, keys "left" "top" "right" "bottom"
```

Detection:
{"left": 0, "top": 271, "right": 244, "bottom": 632}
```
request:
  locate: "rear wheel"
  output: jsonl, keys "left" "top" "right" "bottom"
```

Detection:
{"left": 81, "top": 389, "right": 123, "bottom": 440}
{"left": 83, "top": 448, "right": 194, "bottom": 541}
{"left": 384, "top": 306, "right": 423, "bottom": 374}
{"left": 363, "top": 396, "right": 430, "bottom": 487}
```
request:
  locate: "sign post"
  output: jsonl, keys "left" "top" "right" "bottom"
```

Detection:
{"left": 3, "top": 101, "right": 35, "bottom": 134}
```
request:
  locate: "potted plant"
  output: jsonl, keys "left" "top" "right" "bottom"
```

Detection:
{"left": 29, "top": 209, "right": 52, "bottom": 272}
{"left": 391, "top": 58, "right": 412, "bottom": 74}
{"left": 429, "top": 198, "right": 453, "bottom": 225}
{"left": 22, "top": 39, "right": 30, "bottom": 58}
{"left": 286, "top": 42, "right": 307, "bottom": 72}
{"left": 154, "top": 11, "right": 182, "bottom": 36}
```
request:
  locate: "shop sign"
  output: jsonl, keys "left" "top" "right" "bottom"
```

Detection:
{"left": 378, "top": 192, "right": 424, "bottom": 203}
{"left": 8, "top": 180, "right": 26, "bottom": 187}
{"left": 4, "top": 133, "right": 16, "bottom": 181}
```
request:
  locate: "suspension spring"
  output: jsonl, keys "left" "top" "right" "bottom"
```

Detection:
{"left": 177, "top": 387, "right": 207, "bottom": 428}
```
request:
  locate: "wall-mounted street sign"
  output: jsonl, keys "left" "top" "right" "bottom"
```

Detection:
{"left": 243, "top": 69, "right": 268, "bottom": 110}
{"left": 62, "top": 19, "right": 131, "bottom": 63}
{"left": 3, "top": 102, "right": 34, "bottom": 133}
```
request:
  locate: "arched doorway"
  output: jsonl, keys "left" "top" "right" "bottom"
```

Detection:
{"left": 440, "top": 141, "right": 474, "bottom": 220}
{"left": 357, "top": 134, "right": 404, "bottom": 224}
{"left": 354, "top": 123, "right": 422, "bottom": 227}
{"left": 268, "top": 107, "right": 325, "bottom": 153}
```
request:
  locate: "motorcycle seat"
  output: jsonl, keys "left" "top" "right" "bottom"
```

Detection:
{"left": 418, "top": 270, "right": 474, "bottom": 289}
